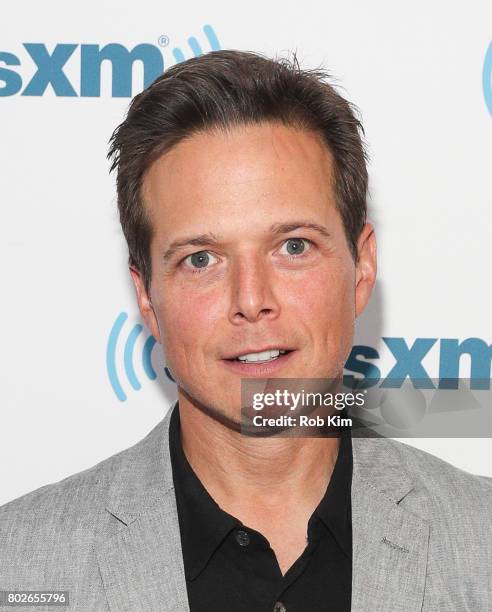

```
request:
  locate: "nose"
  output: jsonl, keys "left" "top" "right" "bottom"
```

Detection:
{"left": 228, "top": 254, "right": 280, "bottom": 325}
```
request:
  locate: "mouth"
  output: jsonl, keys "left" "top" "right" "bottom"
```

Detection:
{"left": 224, "top": 347, "right": 294, "bottom": 363}
{"left": 221, "top": 346, "right": 296, "bottom": 376}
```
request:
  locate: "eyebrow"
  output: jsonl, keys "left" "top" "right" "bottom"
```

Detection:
{"left": 270, "top": 221, "right": 332, "bottom": 240}
{"left": 161, "top": 233, "right": 220, "bottom": 262}
{"left": 161, "top": 221, "right": 332, "bottom": 262}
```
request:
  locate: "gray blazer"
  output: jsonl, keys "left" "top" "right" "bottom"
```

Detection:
{"left": 1, "top": 405, "right": 491, "bottom": 611}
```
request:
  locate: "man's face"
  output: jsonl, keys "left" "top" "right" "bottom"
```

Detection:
{"left": 133, "top": 122, "right": 376, "bottom": 424}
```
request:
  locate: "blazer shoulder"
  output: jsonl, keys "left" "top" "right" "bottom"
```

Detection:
{"left": 0, "top": 448, "right": 118, "bottom": 542}
{"left": 0, "top": 417, "right": 166, "bottom": 541}
{"left": 384, "top": 437, "right": 492, "bottom": 515}
{"left": 0, "top": 413, "right": 173, "bottom": 591}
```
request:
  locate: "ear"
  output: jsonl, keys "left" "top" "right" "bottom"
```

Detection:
{"left": 129, "top": 265, "right": 162, "bottom": 343}
{"left": 354, "top": 222, "right": 377, "bottom": 318}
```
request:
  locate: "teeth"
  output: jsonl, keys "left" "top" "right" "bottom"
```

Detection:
{"left": 237, "top": 349, "right": 286, "bottom": 363}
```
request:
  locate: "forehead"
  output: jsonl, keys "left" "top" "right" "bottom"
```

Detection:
{"left": 142, "top": 122, "right": 337, "bottom": 235}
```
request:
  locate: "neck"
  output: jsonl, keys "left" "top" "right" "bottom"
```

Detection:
{"left": 177, "top": 391, "right": 340, "bottom": 518}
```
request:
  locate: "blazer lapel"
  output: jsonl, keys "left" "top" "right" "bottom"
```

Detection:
{"left": 351, "top": 437, "right": 430, "bottom": 612}
{"left": 96, "top": 404, "right": 190, "bottom": 612}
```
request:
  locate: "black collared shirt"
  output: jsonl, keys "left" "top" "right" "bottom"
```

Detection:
{"left": 169, "top": 404, "right": 352, "bottom": 612}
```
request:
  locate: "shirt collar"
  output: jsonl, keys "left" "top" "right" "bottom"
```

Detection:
{"left": 313, "top": 425, "right": 353, "bottom": 559}
{"left": 169, "top": 404, "right": 239, "bottom": 580}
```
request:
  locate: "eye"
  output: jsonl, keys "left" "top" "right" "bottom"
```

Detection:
{"left": 183, "top": 250, "right": 219, "bottom": 270}
{"left": 279, "top": 238, "right": 312, "bottom": 257}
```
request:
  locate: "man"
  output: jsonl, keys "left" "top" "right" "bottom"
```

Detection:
{"left": 1, "top": 50, "right": 491, "bottom": 611}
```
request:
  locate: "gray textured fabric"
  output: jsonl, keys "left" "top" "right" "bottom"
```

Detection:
{"left": 1, "top": 406, "right": 491, "bottom": 611}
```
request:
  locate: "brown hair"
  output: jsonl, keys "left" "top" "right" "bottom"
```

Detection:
{"left": 108, "top": 49, "right": 368, "bottom": 294}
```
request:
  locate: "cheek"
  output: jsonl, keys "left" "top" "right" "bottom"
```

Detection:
{"left": 291, "top": 266, "right": 355, "bottom": 372}
{"left": 157, "top": 284, "right": 224, "bottom": 354}
{"left": 286, "top": 264, "right": 355, "bottom": 324}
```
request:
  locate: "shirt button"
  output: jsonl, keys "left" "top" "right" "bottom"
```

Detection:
{"left": 235, "top": 530, "right": 250, "bottom": 546}
{"left": 273, "top": 602, "right": 286, "bottom": 612}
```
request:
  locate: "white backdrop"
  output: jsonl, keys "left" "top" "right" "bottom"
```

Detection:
{"left": 1, "top": 0, "right": 491, "bottom": 505}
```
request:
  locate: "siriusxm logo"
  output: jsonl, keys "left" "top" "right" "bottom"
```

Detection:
{"left": 107, "top": 312, "right": 158, "bottom": 402}
{"left": 344, "top": 337, "right": 491, "bottom": 390}
{"left": 0, "top": 24, "right": 220, "bottom": 97}
{"left": 483, "top": 40, "right": 492, "bottom": 115}
{"left": 107, "top": 313, "right": 491, "bottom": 401}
